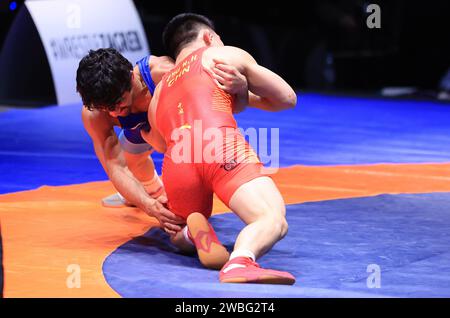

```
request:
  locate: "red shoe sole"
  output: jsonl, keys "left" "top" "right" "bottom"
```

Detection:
{"left": 221, "top": 274, "right": 295, "bottom": 285}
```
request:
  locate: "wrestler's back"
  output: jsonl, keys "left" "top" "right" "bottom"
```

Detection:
{"left": 156, "top": 47, "right": 237, "bottom": 148}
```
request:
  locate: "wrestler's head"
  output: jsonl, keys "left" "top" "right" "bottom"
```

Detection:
{"left": 76, "top": 48, "right": 133, "bottom": 117}
{"left": 163, "top": 13, "right": 223, "bottom": 60}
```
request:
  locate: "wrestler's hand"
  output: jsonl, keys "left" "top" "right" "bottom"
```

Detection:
{"left": 211, "top": 58, "right": 248, "bottom": 113}
{"left": 143, "top": 197, "right": 184, "bottom": 235}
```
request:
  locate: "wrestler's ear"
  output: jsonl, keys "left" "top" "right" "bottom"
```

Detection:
{"left": 202, "top": 29, "right": 213, "bottom": 46}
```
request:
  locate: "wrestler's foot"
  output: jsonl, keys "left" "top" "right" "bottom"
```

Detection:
{"left": 219, "top": 257, "right": 296, "bottom": 285}
{"left": 101, "top": 193, "right": 135, "bottom": 208}
{"left": 187, "top": 212, "right": 229, "bottom": 270}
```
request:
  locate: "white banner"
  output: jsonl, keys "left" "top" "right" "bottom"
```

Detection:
{"left": 25, "top": 0, "right": 150, "bottom": 105}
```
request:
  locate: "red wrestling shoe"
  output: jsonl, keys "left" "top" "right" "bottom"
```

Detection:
{"left": 187, "top": 213, "right": 229, "bottom": 270}
{"left": 220, "top": 257, "right": 296, "bottom": 285}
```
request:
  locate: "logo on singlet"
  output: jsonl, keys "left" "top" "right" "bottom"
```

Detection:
{"left": 221, "top": 159, "right": 239, "bottom": 172}
{"left": 177, "top": 102, "right": 184, "bottom": 115}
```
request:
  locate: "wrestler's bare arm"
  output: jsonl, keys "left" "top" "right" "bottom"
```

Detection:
{"left": 81, "top": 107, "right": 115, "bottom": 173}
{"left": 82, "top": 108, "right": 152, "bottom": 204}
{"left": 149, "top": 55, "right": 175, "bottom": 84}
{"left": 82, "top": 108, "right": 182, "bottom": 233}
{"left": 206, "top": 46, "right": 297, "bottom": 111}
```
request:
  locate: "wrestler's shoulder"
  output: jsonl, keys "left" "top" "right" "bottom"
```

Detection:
{"left": 204, "top": 46, "right": 252, "bottom": 62}
{"left": 149, "top": 55, "right": 175, "bottom": 72}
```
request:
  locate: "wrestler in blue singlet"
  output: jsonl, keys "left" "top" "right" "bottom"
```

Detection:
{"left": 117, "top": 56, "right": 156, "bottom": 154}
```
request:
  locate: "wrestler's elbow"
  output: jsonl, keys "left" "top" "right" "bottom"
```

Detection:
{"left": 276, "top": 90, "right": 297, "bottom": 110}
{"left": 284, "top": 90, "right": 297, "bottom": 109}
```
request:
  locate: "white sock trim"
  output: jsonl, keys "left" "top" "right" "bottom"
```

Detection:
{"left": 222, "top": 263, "right": 246, "bottom": 273}
{"left": 182, "top": 226, "right": 195, "bottom": 246}
{"left": 230, "top": 249, "right": 256, "bottom": 262}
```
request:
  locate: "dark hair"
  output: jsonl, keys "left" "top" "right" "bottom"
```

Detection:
{"left": 163, "top": 13, "right": 215, "bottom": 59}
{"left": 76, "top": 48, "right": 133, "bottom": 111}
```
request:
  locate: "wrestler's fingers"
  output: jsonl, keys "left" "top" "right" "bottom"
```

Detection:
{"left": 162, "top": 216, "right": 184, "bottom": 226}
{"left": 213, "top": 66, "right": 233, "bottom": 80}
{"left": 216, "top": 82, "right": 227, "bottom": 91}
{"left": 160, "top": 207, "right": 185, "bottom": 223}
{"left": 211, "top": 77, "right": 227, "bottom": 91}
{"left": 213, "top": 73, "right": 227, "bottom": 85}
{"left": 212, "top": 74, "right": 229, "bottom": 88}
{"left": 212, "top": 58, "right": 228, "bottom": 66}
{"left": 157, "top": 195, "right": 168, "bottom": 204}
{"left": 163, "top": 226, "right": 178, "bottom": 236}
{"left": 214, "top": 63, "right": 237, "bottom": 75}
{"left": 163, "top": 222, "right": 182, "bottom": 234}
{"left": 159, "top": 214, "right": 182, "bottom": 227}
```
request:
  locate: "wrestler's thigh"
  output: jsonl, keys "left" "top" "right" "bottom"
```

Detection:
{"left": 228, "top": 176, "right": 286, "bottom": 225}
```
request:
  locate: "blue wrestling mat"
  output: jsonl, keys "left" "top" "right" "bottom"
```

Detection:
{"left": 103, "top": 193, "right": 450, "bottom": 298}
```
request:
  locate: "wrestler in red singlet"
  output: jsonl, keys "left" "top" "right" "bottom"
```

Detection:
{"left": 155, "top": 46, "right": 266, "bottom": 220}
